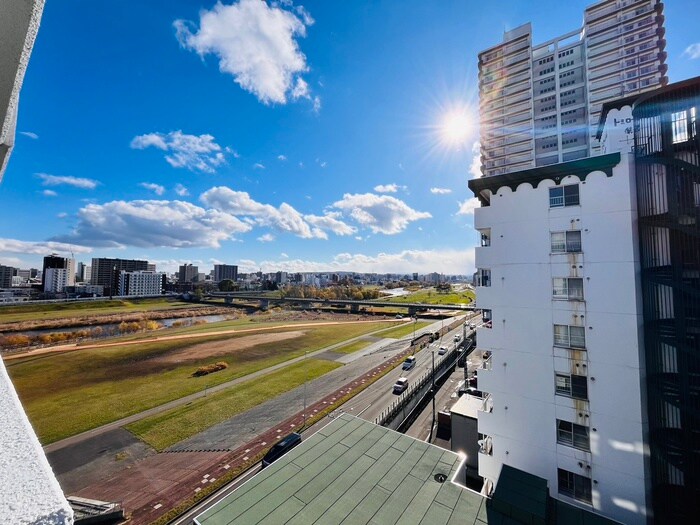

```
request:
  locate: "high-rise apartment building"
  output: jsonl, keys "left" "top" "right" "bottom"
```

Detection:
{"left": 213, "top": 264, "right": 238, "bottom": 283}
{"left": 0, "top": 265, "right": 14, "bottom": 288}
{"left": 43, "top": 267, "right": 70, "bottom": 293}
{"left": 478, "top": 0, "right": 667, "bottom": 177}
{"left": 91, "top": 258, "right": 149, "bottom": 291}
{"left": 178, "top": 264, "right": 199, "bottom": 283}
{"left": 118, "top": 271, "right": 165, "bottom": 296}
{"left": 41, "top": 255, "right": 75, "bottom": 290}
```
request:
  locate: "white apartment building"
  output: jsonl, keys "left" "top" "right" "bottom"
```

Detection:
{"left": 479, "top": 0, "right": 667, "bottom": 177}
{"left": 469, "top": 146, "right": 651, "bottom": 521}
{"left": 43, "top": 267, "right": 70, "bottom": 293}
{"left": 118, "top": 270, "right": 164, "bottom": 296}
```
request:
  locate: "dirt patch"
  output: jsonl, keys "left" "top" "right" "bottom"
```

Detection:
{"left": 151, "top": 331, "right": 306, "bottom": 365}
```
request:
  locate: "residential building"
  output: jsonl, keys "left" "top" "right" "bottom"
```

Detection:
{"left": 478, "top": 0, "right": 667, "bottom": 177}
{"left": 76, "top": 262, "right": 91, "bottom": 283}
{"left": 44, "top": 267, "right": 70, "bottom": 293}
{"left": 117, "top": 271, "right": 165, "bottom": 296}
{"left": 178, "top": 263, "right": 199, "bottom": 283}
{"left": 469, "top": 76, "right": 700, "bottom": 523}
{"left": 91, "top": 257, "right": 148, "bottom": 293}
{"left": 0, "top": 265, "right": 15, "bottom": 288}
{"left": 42, "top": 255, "right": 75, "bottom": 289}
{"left": 213, "top": 264, "right": 238, "bottom": 283}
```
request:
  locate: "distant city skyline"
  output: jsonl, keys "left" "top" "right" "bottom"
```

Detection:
{"left": 0, "top": 1, "right": 698, "bottom": 275}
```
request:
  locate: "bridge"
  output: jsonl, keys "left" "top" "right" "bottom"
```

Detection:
{"left": 206, "top": 292, "right": 474, "bottom": 316}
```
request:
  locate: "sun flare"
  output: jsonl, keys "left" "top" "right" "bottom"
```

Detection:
{"left": 440, "top": 110, "right": 472, "bottom": 147}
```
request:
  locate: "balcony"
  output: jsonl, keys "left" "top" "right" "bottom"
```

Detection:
{"left": 479, "top": 393, "right": 493, "bottom": 413}
{"left": 478, "top": 435, "right": 493, "bottom": 456}
{"left": 585, "top": 3, "right": 618, "bottom": 23}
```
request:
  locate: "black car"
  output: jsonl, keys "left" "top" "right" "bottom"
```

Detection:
{"left": 261, "top": 432, "right": 302, "bottom": 468}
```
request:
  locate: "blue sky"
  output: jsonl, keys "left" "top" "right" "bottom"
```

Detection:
{"left": 1, "top": 0, "right": 698, "bottom": 275}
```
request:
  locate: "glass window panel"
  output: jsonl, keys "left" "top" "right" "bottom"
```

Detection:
{"left": 551, "top": 232, "right": 566, "bottom": 252}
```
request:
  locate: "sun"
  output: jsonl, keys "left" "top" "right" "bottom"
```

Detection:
{"left": 440, "top": 109, "right": 472, "bottom": 148}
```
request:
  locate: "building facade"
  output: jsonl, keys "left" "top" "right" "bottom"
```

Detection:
{"left": 117, "top": 271, "right": 165, "bottom": 296}
{"left": 41, "top": 255, "right": 75, "bottom": 290}
{"left": 479, "top": 0, "right": 667, "bottom": 177}
{"left": 91, "top": 258, "right": 149, "bottom": 292}
{"left": 0, "top": 265, "right": 14, "bottom": 288}
{"left": 178, "top": 264, "right": 199, "bottom": 284}
{"left": 213, "top": 264, "right": 238, "bottom": 283}
{"left": 469, "top": 153, "right": 650, "bottom": 523}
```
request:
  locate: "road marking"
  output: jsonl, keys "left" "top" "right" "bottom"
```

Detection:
{"left": 154, "top": 504, "right": 162, "bottom": 510}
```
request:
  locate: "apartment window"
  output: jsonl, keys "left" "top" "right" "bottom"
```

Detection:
{"left": 672, "top": 110, "right": 689, "bottom": 144}
{"left": 555, "top": 373, "right": 588, "bottom": 400}
{"left": 549, "top": 184, "right": 579, "bottom": 208}
{"left": 558, "top": 469, "right": 592, "bottom": 504}
{"left": 554, "top": 324, "right": 586, "bottom": 349}
{"left": 557, "top": 420, "right": 590, "bottom": 450}
{"left": 553, "top": 277, "right": 584, "bottom": 300}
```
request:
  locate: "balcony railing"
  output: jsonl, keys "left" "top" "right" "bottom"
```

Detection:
{"left": 480, "top": 393, "right": 494, "bottom": 413}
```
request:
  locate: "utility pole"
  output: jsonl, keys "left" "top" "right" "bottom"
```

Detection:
{"left": 302, "top": 350, "right": 308, "bottom": 430}
{"left": 429, "top": 349, "right": 436, "bottom": 442}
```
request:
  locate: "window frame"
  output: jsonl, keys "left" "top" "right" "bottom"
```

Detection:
{"left": 549, "top": 184, "right": 580, "bottom": 208}
{"left": 553, "top": 324, "right": 586, "bottom": 349}
{"left": 558, "top": 468, "right": 592, "bottom": 504}
{"left": 556, "top": 419, "right": 590, "bottom": 451}
{"left": 555, "top": 373, "right": 588, "bottom": 400}
{"left": 552, "top": 277, "right": 584, "bottom": 300}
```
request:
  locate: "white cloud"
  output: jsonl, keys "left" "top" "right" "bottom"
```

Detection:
{"left": 683, "top": 43, "right": 700, "bottom": 59}
{"left": 430, "top": 187, "right": 452, "bottom": 194}
{"left": 280, "top": 252, "right": 289, "bottom": 258}
{"left": 332, "top": 193, "right": 431, "bottom": 234}
{"left": 37, "top": 173, "right": 99, "bottom": 189}
{"left": 42, "top": 189, "right": 57, "bottom": 197}
{"left": 237, "top": 247, "right": 475, "bottom": 275}
{"left": 457, "top": 197, "right": 480, "bottom": 216}
{"left": 174, "top": 0, "right": 314, "bottom": 105}
{"left": 0, "top": 238, "right": 92, "bottom": 255}
{"left": 174, "top": 183, "right": 189, "bottom": 196}
{"left": 374, "top": 184, "right": 399, "bottom": 193}
{"left": 277, "top": 155, "right": 287, "bottom": 161}
{"left": 258, "top": 233, "right": 275, "bottom": 242}
{"left": 469, "top": 141, "right": 481, "bottom": 178}
{"left": 253, "top": 163, "right": 266, "bottom": 170}
{"left": 201, "top": 186, "right": 325, "bottom": 239}
{"left": 19, "top": 131, "right": 38, "bottom": 139}
{"left": 53, "top": 199, "right": 251, "bottom": 249}
{"left": 131, "top": 131, "right": 227, "bottom": 173}
{"left": 140, "top": 182, "right": 166, "bottom": 196}
{"left": 312, "top": 96, "right": 321, "bottom": 113}
{"left": 57, "top": 212, "right": 68, "bottom": 219}
{"left": 304, "top": 212, "right": 356, "bottom": 237}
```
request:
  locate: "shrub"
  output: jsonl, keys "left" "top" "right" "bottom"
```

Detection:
{"left": 192, "top": 361, "right": 228, "bottom": 377}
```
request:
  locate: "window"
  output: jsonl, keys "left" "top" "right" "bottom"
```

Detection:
{"left": 558, "top": 469, "right": 592, "bottom": 504}
{"left": 549, "top": 184, "right": 579, "bottom": 208}
{"left": 672, "top": 110, "right": 689, "bottom": 144}
{"left": 555, "top": 373, "right": 588, "bottom": 400}
{"left": 557, "top": 420, "right": 590, "bottom": 450}
{"left": 553, "top": 324, "right": 586, "bottom": 348}
{"left": 553, "top": 277, "right": 584, "bottom": 300}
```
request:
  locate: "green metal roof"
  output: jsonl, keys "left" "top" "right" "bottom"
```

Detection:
{"left": 194, "top": 413, "right": 489, "bottom": 525}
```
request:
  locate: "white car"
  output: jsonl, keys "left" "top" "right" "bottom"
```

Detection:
{"left": 393, "top": 377, "right": 409, "bottom": 394}
{"left": 438, "top": 346, "right": 447, "bottom": 355}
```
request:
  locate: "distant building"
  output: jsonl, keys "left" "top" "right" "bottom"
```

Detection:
{"left": 76, "top": 262, "right": 91, "bottom": 282}
{"left": 213, "top": 264, "right": 238, "bottom": 283}
{"left": 42, "top": 255, "right": 75, "bottom": 290}
{"left": 0, "top": 265, "right": 15, "bottom": 288}
{"left": 91, "top": 258, "right": 149, "bottom": 293}
{"left": 43, "top": 268, "right": 71, "bottom": 293}
{"left": 147, "top": 263, "right": 156, "bottom": 272}
{"left": 118, "top": 271, "right": 165, "bottom": 296}
{"left": 178, "top": 264, "right": 199, "bottom": 283}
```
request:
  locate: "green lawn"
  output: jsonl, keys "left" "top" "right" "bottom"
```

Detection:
{"left": 0, "top": 298, "right": 201, "bottom": 324}
{"left": 331, "top": 340, "right": 372, "bottom": 354}
{"left": 126, "top": 359, "right": 340, "bottom": 450}
{"left": 6, "top": 320, "right": 395, "bottom": 444}
{"left": 375, "top": 321, "right": 432, "bottom": 339}
{"left": 383, "top": 288, "right": 474, "bottom": 305}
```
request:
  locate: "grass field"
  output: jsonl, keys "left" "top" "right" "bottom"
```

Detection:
{"left": 330, "top": 340, "right": 372, "bottom": 354}
{"left": 375, "top": 321, "right": 432, "bottom": 339}
{"left": 0, "top": 298, "right": 200, "bottom": 323}
{"left": 126, "top": 359, "right": 340, "bottom": 450}
{"left": 384, "top": 287, "right": 474, "bottom": 305}
{"left": 6, "top": 320, "right": 395, "bottom": 444}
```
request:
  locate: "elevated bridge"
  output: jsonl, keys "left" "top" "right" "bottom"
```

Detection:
{"left": 206, "top": 292, "right": 474, "bottom": 316}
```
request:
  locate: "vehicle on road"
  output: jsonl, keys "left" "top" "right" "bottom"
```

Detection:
{"left": 402, "top": 356, "right": 416, "bottom": 370}
{"left": 468, "top": 322, "right": 476, "bottom": 329}
{"left": 261, "top": 433, "right": 302, "bottom": 468}
{"left": 393, "top": 377, "right": 409, "bottom": 394}
{"left": 438, "top": 346, "right": 447, "bottom": 355}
